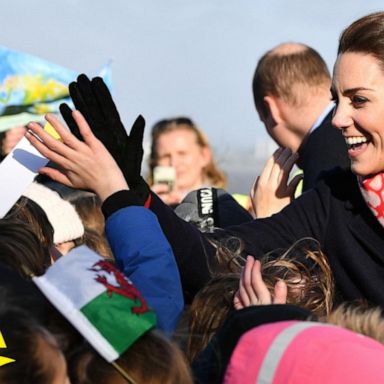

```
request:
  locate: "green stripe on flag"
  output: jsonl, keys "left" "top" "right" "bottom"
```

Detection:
{"left": 81, "top": 291, "right": 156, "bottom": 355}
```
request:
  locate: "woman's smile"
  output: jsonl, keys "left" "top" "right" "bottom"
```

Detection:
{"left": 332, "top": 52, "right": 384, "bottom": 176}
{"left": 343, "top": 135, "right": 369, "bottom": 158}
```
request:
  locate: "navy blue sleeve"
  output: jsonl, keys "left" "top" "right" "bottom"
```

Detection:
{"left": 105, "top": 206, "right": 184, "bottom": 334}
{"left": 148, "top": 181, "right": 332, "bottom": 301}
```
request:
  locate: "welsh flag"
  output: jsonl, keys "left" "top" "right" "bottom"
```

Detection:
{"left": 33, "top": 246, "right": 156, "bottom": 362}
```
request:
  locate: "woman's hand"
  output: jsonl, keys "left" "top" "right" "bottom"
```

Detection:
{"left": 26, "top": 111, "right": 128, "bottom": 202}
{"left": 150, "top": 184, "right": 185, "bottom": 205}
{"left": 60, "top": 74, "right": 145, "bottom": 190}
{"left": 233, "top": 255, "right": 287, "bottom": 310}
{"left": 250, "top": 147, "right": 302, "bottom": 218}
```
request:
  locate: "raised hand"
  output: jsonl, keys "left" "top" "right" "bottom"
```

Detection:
{"left": 150, "top": 184, "right": 186, "bottom": 205}
{"left": 59, "top": 74, "right": 147, "bottom": 196}
{"left": 25, "top": 112, "right": 128, "bottom": 202}
{"left": 250, "top": 147, "right": 302, "bottom": 218}
{"left": 233, "top": 255, "right": 287, "bottom": 310}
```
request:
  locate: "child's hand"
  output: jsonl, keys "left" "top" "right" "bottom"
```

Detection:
{"left": 233, "top": 255, "right": 287, "bottom": 310}
{"left": 26, "top": 111, "right": 128, "bottom": 202}
{"left": 251, "top": 148, "right": 302, "bottom": 218}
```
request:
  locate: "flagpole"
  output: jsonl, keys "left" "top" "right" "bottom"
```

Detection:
{"left": 111, "top": 361, "right": 137, "bottom": 384}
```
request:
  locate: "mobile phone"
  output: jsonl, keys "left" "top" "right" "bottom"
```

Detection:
{"left": 153, "top": 166, "right": 176, "bottom": 192}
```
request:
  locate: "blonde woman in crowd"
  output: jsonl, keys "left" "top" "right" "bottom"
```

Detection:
{"left": 148, "top": 117, "right": 226, "bottom": 205}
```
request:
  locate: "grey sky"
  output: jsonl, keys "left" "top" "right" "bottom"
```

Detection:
{"left": 1, "top": 1, "right": 383, "bottom": 192}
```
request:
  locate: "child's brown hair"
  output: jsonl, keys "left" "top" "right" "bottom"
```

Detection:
{"left": 188, "top": 238, "right": 334, "bottom": 362}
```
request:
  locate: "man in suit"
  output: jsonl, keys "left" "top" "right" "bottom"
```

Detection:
{"left": 252, "top": 42, "right": 349, "bottom": 191}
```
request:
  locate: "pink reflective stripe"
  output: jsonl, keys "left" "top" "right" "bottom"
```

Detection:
{"left": 256, "top": 322, "right": 332, "bottom": 384}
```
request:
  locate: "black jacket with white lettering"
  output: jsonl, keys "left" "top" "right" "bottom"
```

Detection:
{"left": 149, "top": 167, "right": 384, "bottom": 306}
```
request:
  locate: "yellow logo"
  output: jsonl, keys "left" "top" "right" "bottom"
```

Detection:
{"left": 0, "top": 331, "right": 15, "bottom": 367}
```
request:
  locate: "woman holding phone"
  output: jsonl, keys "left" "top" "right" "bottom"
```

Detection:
{"left": 148, "top": 117, "right": 227, "bottom": 205}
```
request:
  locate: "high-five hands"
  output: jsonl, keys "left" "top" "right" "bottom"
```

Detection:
{"left": 233, "top": 255, "right": 287, "bottom": 310}
{"left": 26, "top": 112, "right": 128, "bottom": 202}
{"left": 59, "top": 74, "right": 148, "bottom": 201}
{"left": 251, "top": 147, "right": 303, "bottom": 218}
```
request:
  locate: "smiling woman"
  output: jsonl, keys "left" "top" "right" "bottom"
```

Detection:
{"left": 332, "top": 53, "right": 384, "bottom": 176}
{"left": 147, "top": 117, "right": 227, "bottom": 205}
{"left": 24, "top": 11, "right": 384, "bottom": 310}
{"left": 138, "top": 11, "right": 384, "bottom": 307}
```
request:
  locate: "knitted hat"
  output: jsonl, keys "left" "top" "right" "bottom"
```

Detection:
{"left": 224, "top": 320, "right": 384, "bottom": 384}
{"left": 22, "top": 182, "right": 84, "bottom": 244}
{"left": 174, "top": 188, "right": 252, "bottom": 232}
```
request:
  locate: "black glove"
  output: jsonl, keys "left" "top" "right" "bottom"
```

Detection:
{"left": 60, "top": 74, "right": 150, "bottom": 203}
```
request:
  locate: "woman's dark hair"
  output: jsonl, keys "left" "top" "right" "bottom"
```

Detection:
{"left": 338, "top": 11, "right": 384, "bottom": 68}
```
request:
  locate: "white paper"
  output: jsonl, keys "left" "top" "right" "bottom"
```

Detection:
{"left": 0, "top": 136, "right": 48, "bottom": 217}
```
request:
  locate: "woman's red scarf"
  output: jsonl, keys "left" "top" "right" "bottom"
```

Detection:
{"left": 358, "top": 174, "right": 384, "bottom": 226}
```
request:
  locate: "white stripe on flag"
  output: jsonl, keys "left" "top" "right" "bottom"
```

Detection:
{"left": 33, "top": 272, "right": 119, "bottom": 362}
{"left": 40, "top": 246, "right": 106, "bottom": 308}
